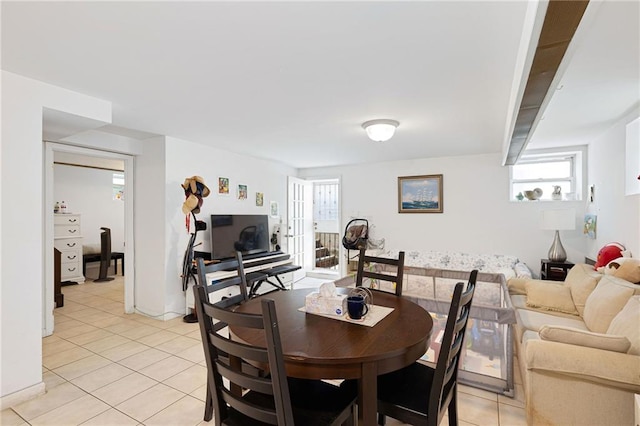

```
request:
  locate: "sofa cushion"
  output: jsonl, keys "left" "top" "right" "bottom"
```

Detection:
{"left": 564, "top": 264, "right": 603, "bottom": 316}
{"left": 607, "top": 296, "right": 640, "bottom": 355}
{"left": 522, "top": 330, "right": 540, "bottom": 347}
{"left": 526, "top": 281, "right": 578, "bottom": 315}
{"left": 583, "top": 276, "right": 636, "bottom": 333}
{"left": 516, "top": 309, "right": 588, "bottom": 334}
{"left": 539, "top": 325, "right": 631, "bottom": 353}
{"left": 612, "top": 260, "right": 640, "bottom": 283}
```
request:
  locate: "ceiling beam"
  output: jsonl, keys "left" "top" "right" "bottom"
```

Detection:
{"left": 504, "top": 0, "right": 589, "bottom": 165}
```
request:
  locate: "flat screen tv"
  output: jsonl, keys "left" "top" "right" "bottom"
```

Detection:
{"left": 210, "top": 214, "right": 270, "bottom": 260}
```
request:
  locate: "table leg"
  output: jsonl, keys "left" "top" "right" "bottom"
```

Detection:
{"left": 359, "top": 361, "right": 377, "bottom": 426}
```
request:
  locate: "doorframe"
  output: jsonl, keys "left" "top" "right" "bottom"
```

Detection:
{"left": 43, "top": 142, "right": 135, "bottom": 336}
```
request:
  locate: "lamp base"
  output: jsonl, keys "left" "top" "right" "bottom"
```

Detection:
{"left": 548, "top": 230, "right": 567, "bottom": 262}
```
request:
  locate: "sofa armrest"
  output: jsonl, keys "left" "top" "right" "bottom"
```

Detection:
{"left": 507, "top": 278, "right": 554, "bottom": 296}
{"left": 525, "top": 339, "right": 640, "bottom": 392}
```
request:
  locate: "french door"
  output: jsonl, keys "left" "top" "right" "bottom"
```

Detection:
{"left": 286, "top": 176, "right": 313, "bottom": 282}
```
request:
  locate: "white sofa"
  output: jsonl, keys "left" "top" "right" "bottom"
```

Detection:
{"left": 508, "top": 264, "right": 640, "bottom": 425}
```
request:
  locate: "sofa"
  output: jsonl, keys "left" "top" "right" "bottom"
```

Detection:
{"left": 507, "top": 264, "right": 640, "bottom": 425}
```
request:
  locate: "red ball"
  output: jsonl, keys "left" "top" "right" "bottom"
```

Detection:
{"left": 595, "top": 242, "right": 625, "bottom": 268}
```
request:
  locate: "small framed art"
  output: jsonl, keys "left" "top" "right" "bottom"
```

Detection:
{"left": 398, "top": 174, "right": 443, "bottom": 213}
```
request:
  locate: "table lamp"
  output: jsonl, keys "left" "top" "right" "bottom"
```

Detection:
{"left": 540, "top": 208, "right": 575, "bottom": 262}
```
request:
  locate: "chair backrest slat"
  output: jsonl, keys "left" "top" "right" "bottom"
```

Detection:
{"left": 428, "top": 269, "right": 477, "bottom": 423}
{"left": 356, "top": 249, "right": 405, "bottom": 296}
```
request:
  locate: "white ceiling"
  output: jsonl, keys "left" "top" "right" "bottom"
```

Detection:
{"left": 2, "top": 1, "right": 638, "bottom": 169}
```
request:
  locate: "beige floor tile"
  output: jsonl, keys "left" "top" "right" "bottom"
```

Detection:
{"left": 498, "top": 402, "right": 527, "bottom": 425}
{"left": 185, "top": 329, "right": 202, "bottom": 340}
{"left": 91, "top": 315, "right": 130, "bottom": 329}
{"left": 29, "top": 394, "right": 110, "bottom": 426}
{"left": 42, "top": 338, "right": 79, "bottom": 356}
{"left": 74, "top": 311, "right": 119, "bottom": 325}
{"left": 43, "top": 346, "right": 94, "bottom": 369}
{"left": 175, "top": 343, "right": 205, "bottom": 363}
{"left": 155, "top": 335, "right": 200, "bottom": 355}
{"left": 163, "top": 364, "right": 208, "bottom": 394}
{"left": 55, "top": 323, "right": 100, "bottom": 339}
{"left": 12, "top": 382, "right": 87, "bottom": 421}
{"left": 189, "top": 384, "right": 207, "bottom": 402}
{"left": 105, "top": 320, "right": 146, "bottom": 335}
{"left": 67, "top": 328, "right": 115, "bottom": 346}
{"left": 52, "top": 318, "right": 84, "bottom": 331}
{"left": 1, "top": 408, "right": 28, "bottom": 426}
{"left": 91, "top": 372, "right": 157, "bottom": 406}
{"left": 457, "top": 391, "right": 499, "bottom": 426}
{"left": 458, "top": 384, "right": 498, "bottom": 402}
{"left": 136, "top": 330, "right": 181, "bottom": 347}
{"left": 144, "top": 395, "right": 206, "bottom": 426}
{"left": 164, "top": 321, "right": 200, "bottom": 336}
{"left": 65, "top": 307, "right": 103, "bottom": 320}
{"left": 100, "top": 341, "right": 148, "bottom": 361}
{"left": 119, "top": 348, "right": 171, "bottom": 370}
{"left": 53, "top": 354, "right": 113, "bottom": 380}
{"left": 71, "top": 363, "right": 134, "bottom": 392}
{"left": 115, "top": 383, "right": 185, "bottom": 422}
{"left": 118, "top": 324, "right": 162, "bottom": 340}
{"left": 43, "top": 370, "right": 68, "bottom": 390}
{"left": 139, "top": 355, "right": 194, "bottom": 382}
{"left": 53, "top": 313, "right": 75, "bottom": 324}
{"left": 82, "top": 334, "right": 131, "bottom": 353}
{"left": 80, "top": 407, "right": 139, "bottom": 425}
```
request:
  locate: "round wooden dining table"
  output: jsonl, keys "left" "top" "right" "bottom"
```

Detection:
{"left": 231, "top": 288, "right": 433, "bottom": 426}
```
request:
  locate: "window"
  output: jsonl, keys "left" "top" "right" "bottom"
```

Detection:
{"left": 113, "top": 173, "right": 125, "bottom": 201}
{"left": 510, "top": 146, "right": 586, "bottom": 201}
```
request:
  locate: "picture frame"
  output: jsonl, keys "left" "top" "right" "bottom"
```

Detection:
{"left": 238, "top": 184, "right": 247, "bottom": 200}
{"left": 270, "top": 201, "right": 279, "bottom": 218}
{"left": 398, "top": 174, "right": 443, "bottom": 213}
{"left": 256, "top": 192, "right": 264, "bottom": 207}
{"left": 218, "top": 177, "right": 229, "bottom": 195}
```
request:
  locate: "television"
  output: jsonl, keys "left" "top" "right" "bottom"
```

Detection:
{"left": 210, "top": 214, "right": 270, "bottom": 260}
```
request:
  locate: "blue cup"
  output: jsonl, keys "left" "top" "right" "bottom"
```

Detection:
{"left": 347, "top": 295, "right": 369, "bottom": 320}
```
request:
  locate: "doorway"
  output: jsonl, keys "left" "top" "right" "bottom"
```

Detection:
{"left": 311, "top": 179, "right": 341, "bottom": 278}
{"left": 44, "top": 142, "right": 135, "bottom": 336}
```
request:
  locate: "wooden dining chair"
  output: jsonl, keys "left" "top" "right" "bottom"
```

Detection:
{"left": 196, "top": 252, "right": 252, "bottom": 421}
{"left": 373, "top": 270, "right": 477, "bottom": 426}
{"left": 356, "top": 249, "right": 405, "bottom": 296}
{"left": 193, "top": 284, "right": 357, "bottom": 426}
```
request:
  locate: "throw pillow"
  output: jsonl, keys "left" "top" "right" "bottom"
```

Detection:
{"left": 594, "top": 242, "right": 625, "bottom": 268}
{"left": 539, "top": 325, "right": 631, "bottom": 353}
{"left": 583, "top": 277, "right": 635, "bottom": 333}
{"left": 526, "top": 281, "right": 578, "bottom": 315}
{"left": 564, "top": 264, "right": 602, "bottom": 316}
{"left": 607, "top": 296, "right": 640, "bottom": 355}
{"left": 612, "top": 260, "right": 640, "bottom": 283}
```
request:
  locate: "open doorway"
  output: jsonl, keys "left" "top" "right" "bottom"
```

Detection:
{"left": 44, "top": 143, "right": 135, "bottom": 336}
{"left": 310, "top": 178, "right": 341, "bottom": 279}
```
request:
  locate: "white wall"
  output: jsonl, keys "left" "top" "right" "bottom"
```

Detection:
{"left": 0, "top": 71, "right": 111, "bottom": 402}
{"left": 53, "top": 164, "right": 126, "bottom": 254}
{"left": 134, "top": 136, "right": 296, "bottom": 319}
{"left": 300, "top": 152, "right": 588, "bottom": 274}
{"left": 586, "top": 110, "right": 640, "bottom": 259}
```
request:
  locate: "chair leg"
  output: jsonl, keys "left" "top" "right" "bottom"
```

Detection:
{"left": 377, "top": 413, "right": 386, "bottom": 425}
{"left": 204, "top": 382, "right": 214, "bottom": 421}
{"left": 448, "top": 391, "right": 458, "bottom": 426}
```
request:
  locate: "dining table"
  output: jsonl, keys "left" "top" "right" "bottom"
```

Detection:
{"left": 231, "top": 287, "right": 434, "bottom": 425}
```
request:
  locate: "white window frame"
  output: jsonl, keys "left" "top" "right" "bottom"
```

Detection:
{"left": 509, "top": 146, "right": 587, "bottom": 201}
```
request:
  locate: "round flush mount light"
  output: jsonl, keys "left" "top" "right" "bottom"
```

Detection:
{"left": 362, "top": 119, "right": 399, "bottom": 142}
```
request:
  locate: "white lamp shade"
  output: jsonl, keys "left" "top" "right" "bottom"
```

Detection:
{"left": 362, "top": 119, "right": 399, "bottom": 142}
{"left": 540, "top": 208, "right": 576, "bottom": 230}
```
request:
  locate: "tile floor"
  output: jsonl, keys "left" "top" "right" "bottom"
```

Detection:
{"left": 1, "top": 276, "right": 526, "bottom": 425}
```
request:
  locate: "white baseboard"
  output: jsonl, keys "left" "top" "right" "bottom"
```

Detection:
{"left": 0, "top": 381, "right": 45, "bottom": 410}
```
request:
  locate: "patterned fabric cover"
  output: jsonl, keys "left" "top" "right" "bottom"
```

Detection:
{"left": 383, "top": 250, "right": 532, "bottom": 279}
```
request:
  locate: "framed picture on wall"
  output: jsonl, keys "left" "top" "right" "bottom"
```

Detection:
{"left": 238, "top": 184, "right": 248, "bottom": 200}
{"left": 218, "top": 177, "right": 229, "bottom": 195}
{"left": 398, "top": 174, "right": 443, "bottom": 213}
{"left": 270, "top": 201, "right": 279, "bottom": 218}
{"left": 256, "top": 192, "right": 264, "bottom": 207}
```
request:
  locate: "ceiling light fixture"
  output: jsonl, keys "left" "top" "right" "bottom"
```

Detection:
{"left": 362, "top": 119, "right": 399, "bottom": 142}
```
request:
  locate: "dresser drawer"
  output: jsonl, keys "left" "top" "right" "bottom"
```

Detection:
{"left": 54, "top": 238, "right": 82, "bottom": 251}
{"left": 61, "top": 261, "right": 82, "bottom": 279}
{"left": 54, "top": 214, "right": 81, "bottom": 226}
{"left": 55, "top": 225, "right": 80, "bottom": 238}
{"left": 60, "top": 250, "right": 81, "bottom": 264}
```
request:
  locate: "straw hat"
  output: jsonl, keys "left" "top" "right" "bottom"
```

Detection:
{"left": 181, "top": 176, "right": 210, "bottom": 215}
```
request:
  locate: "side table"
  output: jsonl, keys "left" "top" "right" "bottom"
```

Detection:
{"left": 540, "top": 259, "right": 574, "bottom": 281}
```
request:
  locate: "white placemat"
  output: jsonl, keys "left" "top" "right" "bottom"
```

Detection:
{"left": 298, "top": 304, "right": 394, "bottom": 327}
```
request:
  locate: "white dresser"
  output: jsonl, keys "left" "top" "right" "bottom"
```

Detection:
{"left": 54, "top": 213, "right": 85, "bottom": 283}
